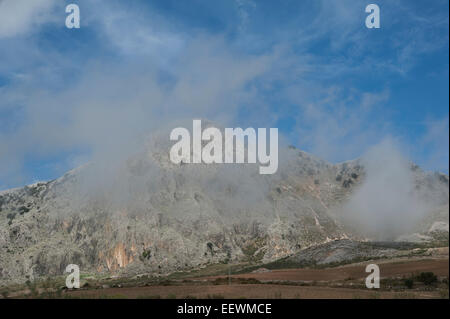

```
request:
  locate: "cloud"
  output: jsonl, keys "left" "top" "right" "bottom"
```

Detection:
{"left": 0, "top": 34, "right": 274, "bottom": 189}
{"left": 337, "top": 138, "right": 431, "bottom": 240}
{"left": 419, "top": 116, "right": 449, "bottom": 173}
{"left": 0, "top": 0, "right": 60, "bottom": 38}
{"left": 90, "top": 1, "right": 185, "bottom": 61}
{"left": 289, "top": 86, "right": 391, "bottom": 163}
{"left": 0, "top": 0, "right": 448, "bottom": 190}
{"left": 235, "top": 0, "right": 256, "bottom": 32}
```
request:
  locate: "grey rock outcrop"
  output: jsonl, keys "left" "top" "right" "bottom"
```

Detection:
{"left": 0, "top": 135, "right": 448, "bottom": 286}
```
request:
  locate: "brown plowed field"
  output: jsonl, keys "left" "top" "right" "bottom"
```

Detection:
{"left": 204, "top": 258, "right": 449, "bottom": 283}
{"left": 65, "top": 257, "right": 448, "bottom": 299}
{"left": 67, "top": 283, "right": 443, "bottom": 299}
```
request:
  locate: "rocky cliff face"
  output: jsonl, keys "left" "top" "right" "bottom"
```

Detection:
{"left": 0, "top": 136, "right": 448, "bottom": 286}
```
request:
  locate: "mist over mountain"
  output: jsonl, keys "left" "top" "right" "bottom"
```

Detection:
{"left": 0, "top": 130, "right": 447, "bottom": 286}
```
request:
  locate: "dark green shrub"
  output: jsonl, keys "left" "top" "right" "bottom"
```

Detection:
{"left": 404, "top": 278, "right": 414, "bottom": 289}
{"left": 416, "top": 272, "right": 438, "bottom": 285}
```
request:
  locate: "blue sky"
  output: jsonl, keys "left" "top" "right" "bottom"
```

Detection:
{"left": 0, "top": 0, "right": 448, "bottom": 189}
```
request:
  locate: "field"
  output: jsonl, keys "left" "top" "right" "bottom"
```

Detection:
{"left": 64, "top": 256, "right": 448, "bottom": 299}
{"left": 1, "top": 247, "right": 448, "bottom": 299}
{"left": 65, "top": 283, "right": 444, "bottom": 299}
{"left": 2, "top": 252, "right": 449, "bottom": 299}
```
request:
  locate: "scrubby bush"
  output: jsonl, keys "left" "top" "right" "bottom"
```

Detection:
{"left": 404, "top": 278, "right": 414, "bottom": 289}
{"left": 416, "top": 272, "right": 438, "bottom": 285}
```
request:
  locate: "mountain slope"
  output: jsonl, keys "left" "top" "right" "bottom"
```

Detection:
{"left": 0, "top": 137, "right": 448, "bottom": 285}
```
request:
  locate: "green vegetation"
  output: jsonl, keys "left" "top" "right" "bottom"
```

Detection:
{"left": 404, "top": 278, "right": 414, "bottom": 289}
{"left": 212, "top": 277, "right": 261, "bottom": 285}
{"left": 416, "top": 272, "right": 438, "bottom": 286}
{"left": 241, "top": 237, "right": 266, "bottom": 262}
{"left": 141, "top": 249, "right": 151, "bottom": 260}
{"left": 6, "top": 212, "right": 16, "bottom": 225}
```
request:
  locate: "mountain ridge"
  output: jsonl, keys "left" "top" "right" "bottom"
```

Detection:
{"left": 0, "top": 142, "right": 448, "bottom": 286}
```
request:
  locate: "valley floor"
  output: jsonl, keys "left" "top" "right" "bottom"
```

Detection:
{"left": 42, "top": 255, "right": 450, "bottom": 299}
{"left": 66, "top": 282, "right": 445, "bottom": 299}
{"left": 2, "top": 248, "right": 448, "bottom": 299}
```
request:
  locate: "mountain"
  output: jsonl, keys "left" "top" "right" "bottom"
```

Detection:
{"left": 0, "top": 133, "right": 448, "bottom": 286}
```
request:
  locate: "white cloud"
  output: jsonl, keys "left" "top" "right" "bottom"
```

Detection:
{"left": 290, "top": 86, "right": 391, "bottom": 163}
{"left": 92, "top": 2, "right": 185, "bottom": 61}
{"left": 420, "top": 116, "right": 449, "bottom": 173}
{"left": 0, "top": 0, "right": 59, "bottom": 38}
{"left": 0, "top": 35, "right": 273, "bottom": 188}
{"left": 0, "top": 0, "right": 447, "bottom": 189}
{"left": 338, "top": 138, "right": 432, "bottom": 240}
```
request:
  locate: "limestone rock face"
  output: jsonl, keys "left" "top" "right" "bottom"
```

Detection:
{"left": 0, "top": 136, "right": 448, "bottom": 285}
